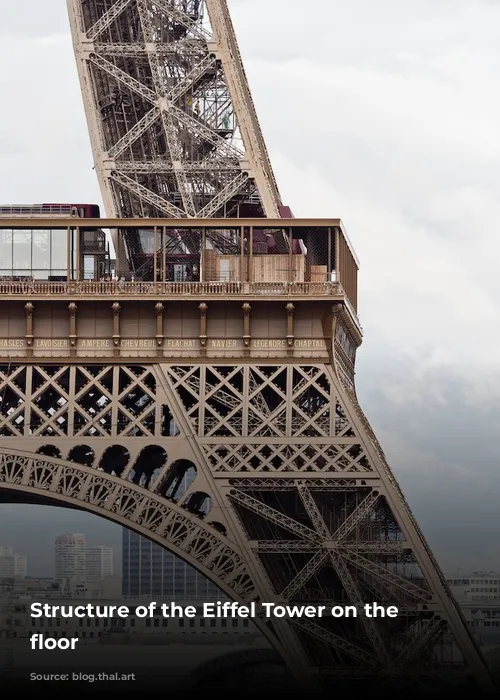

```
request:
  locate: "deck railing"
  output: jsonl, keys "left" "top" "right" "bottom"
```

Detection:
{"left": 0, "top": 280, "right": 343, "bottom": 297}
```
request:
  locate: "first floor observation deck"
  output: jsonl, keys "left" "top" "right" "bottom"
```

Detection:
{"left": 0, "top": 218, "right": 357, "bottom": 310}
{"left": 0, "top": 218, "right": 361, "bottom": 363}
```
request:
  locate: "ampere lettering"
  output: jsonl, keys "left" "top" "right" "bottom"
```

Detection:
{"left": 80, "top": 339, "right": 110, "bottom": 348}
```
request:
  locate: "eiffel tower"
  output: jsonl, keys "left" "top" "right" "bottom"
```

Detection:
{"left": 0, "top": 0, "right": 492, "bottom": 694}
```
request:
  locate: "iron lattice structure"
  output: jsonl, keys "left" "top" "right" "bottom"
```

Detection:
{"left": 0, "top": 359, "right": 492, "bottom": 690}
{"left": 67, "top": 0, "right": 282, "bottom": 221}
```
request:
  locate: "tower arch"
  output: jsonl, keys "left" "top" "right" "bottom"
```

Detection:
{"left": 0, "top": 446, "right": 253, "bottom": 601}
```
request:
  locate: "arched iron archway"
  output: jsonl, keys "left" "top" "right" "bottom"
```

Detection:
{"left": 0, "top": 446, "right": 299, "bottom": 683}
{"left": 0, "top": 445, "right": 307, "bottom": 689}
{"left": 0, "top": 447, "right": 253, "bottom": 600}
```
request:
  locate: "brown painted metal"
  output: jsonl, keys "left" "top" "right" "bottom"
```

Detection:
{"left": 0, "top": 265, "right": 492, "bottom": 691}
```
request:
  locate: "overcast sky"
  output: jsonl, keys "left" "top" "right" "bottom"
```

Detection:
{"left": 0, "top": 0, "right": 499, "bottom": 576}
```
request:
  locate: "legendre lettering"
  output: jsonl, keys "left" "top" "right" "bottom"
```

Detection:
{"left": 252, "top": 339, "right": 325, "bottom": 348}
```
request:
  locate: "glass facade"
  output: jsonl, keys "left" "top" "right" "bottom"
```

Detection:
{"left": 0, "top": 228, "right": 69, "bottom": 279}
{"left": 122, "top": 469, "right": 221, "bottom": 599}
{"left": 122, "top": 529, "right": 221, "bottom": 599}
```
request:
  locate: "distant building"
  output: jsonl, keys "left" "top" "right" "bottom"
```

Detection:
{"left": 55, "top": 534, "right": 86, "bottom": 590}
{"left": 85, "top": 546, "right": 116, "bottom": 598}
{"left": 0, "top": 546, "right": 27, "bottom": 579}
{"left": 122, "top": 469, "right": 220, "bottom": 599}
{"left": 98, "top": 575, "right": 122, "bottom": 599}
{"left": 0, "top": 577, "right": 61, "bottom": 598}
{"left": 461, "top": 600, "right": 500, "bottom": 648}
{"left": 122, "top": 530, "right": 221, "bottom": 599}
{"left": 447, "top": 572, "right": 500, "bottom": 602}
{"left": 86, "top": 546, "right": 114, "bottom": 582}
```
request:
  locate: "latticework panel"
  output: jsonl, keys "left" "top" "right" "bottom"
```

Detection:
{"left": 67, "top": 0, "right": 282, "bottom": 221}
{"left": 0, "top": 364, "right": 166, "bottom": 438}
{"left": 165, "top": 364, "right": 356, "bottom": 439}
{"left": 203, "top": 443, "right": 373, "bottom": 473}
{"left": 0, "top": 361, "right": 491, "bottom": 691}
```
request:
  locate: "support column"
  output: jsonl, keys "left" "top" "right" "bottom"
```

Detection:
{"left": 24, "top": 303, "right": 34, "bottom": 357}
{"left": 162, "top": 227, "right": 167, "bottom": 282}
{"left": 112, "top": 302, "right": 121, "bottom": 357}
{"left": 285, "top": 303, "right": 295, "bottom": 357}
{"left": 75, "top": 226, "right": 81, "bottom": 281}
{"left": 248, "top": 227, "right": 253, "bottom": 283}
{"left": 153, "top": 226, "right": 158, "bottom": 283}
{"left": 66, "top": 227, "right": 71, "bottom": 282}
{"left": 155, "top": 302, "right": 164, "bottom": 357}
{"left": 201, "top": 228, "right": 206, "bottom": 282}
{"left": 199, "top": 302, "right": 208, "bottom": 356}
{"left": 242, "top": 303, "right": 251, "bottom": 356}
{"left": 68, "top": 303, "right": 78, "bottom": 357}
{"left": 239, "top": 226, "right": 245, "bottom": 284}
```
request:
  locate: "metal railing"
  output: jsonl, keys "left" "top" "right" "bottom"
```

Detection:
{"left": 0, "top": 280, "right": 344, "bottom": 297}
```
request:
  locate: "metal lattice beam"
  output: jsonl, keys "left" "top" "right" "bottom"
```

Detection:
{"left": 0, "top": 359, "right": 493, "bottom": 691}
{"left": 67, "top": 0, "right": 282, "bottom": 225}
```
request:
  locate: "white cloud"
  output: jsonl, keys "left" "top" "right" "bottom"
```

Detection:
{"left": 227, "top": 1, "right": 500, "bottom": 393}
{"left": 0, "top": 32, "right": 99, "bottom": 204}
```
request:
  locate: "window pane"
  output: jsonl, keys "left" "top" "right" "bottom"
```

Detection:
{"left": 12, "top": 230, "right": 31, "bottom": 269}
{"left": 0, "top": 230, "right": 12, "bottom": 270}
{"left": 32, "top": 230, "right": 50, "bottom": 269}
{"left": 50, "top": 230, "right": 67, "bottom": 271}
{"left": 32, "top": 270, "right": 50, "bottom": 280}
{"left": 83, "top": 256, "right": 95, "bottom": 280}
{"left": 138, "top": 229, "right": 155, "bottom": 254}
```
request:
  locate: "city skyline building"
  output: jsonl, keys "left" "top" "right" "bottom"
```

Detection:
{"left": 86, "top": 545, "right": 114, "bottom": 583}
{"left": 122, "top": 529, "right": 219, "bottom": 599}
{"left": 122, "top": 468, "right": 218, "bottom": 599}
{"left": 0, "top": 546, "right": 27, "bottom": 579}
{"left": 54, "top": 533, "right": 86, "bottom": 589}
{"left": 447, "top": 572, "right": 500, "bottom": 602}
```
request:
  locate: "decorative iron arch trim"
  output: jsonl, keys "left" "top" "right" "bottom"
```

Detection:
{"left": 0, "top": 447, "right": 253, "bottom": 600}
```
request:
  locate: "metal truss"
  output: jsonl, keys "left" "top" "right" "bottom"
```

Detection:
{"left": 67, "top": 0, "right": 282, "bottom": 221}
{"left": 0, "top": 361, "right": 491, "bottom": 691}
